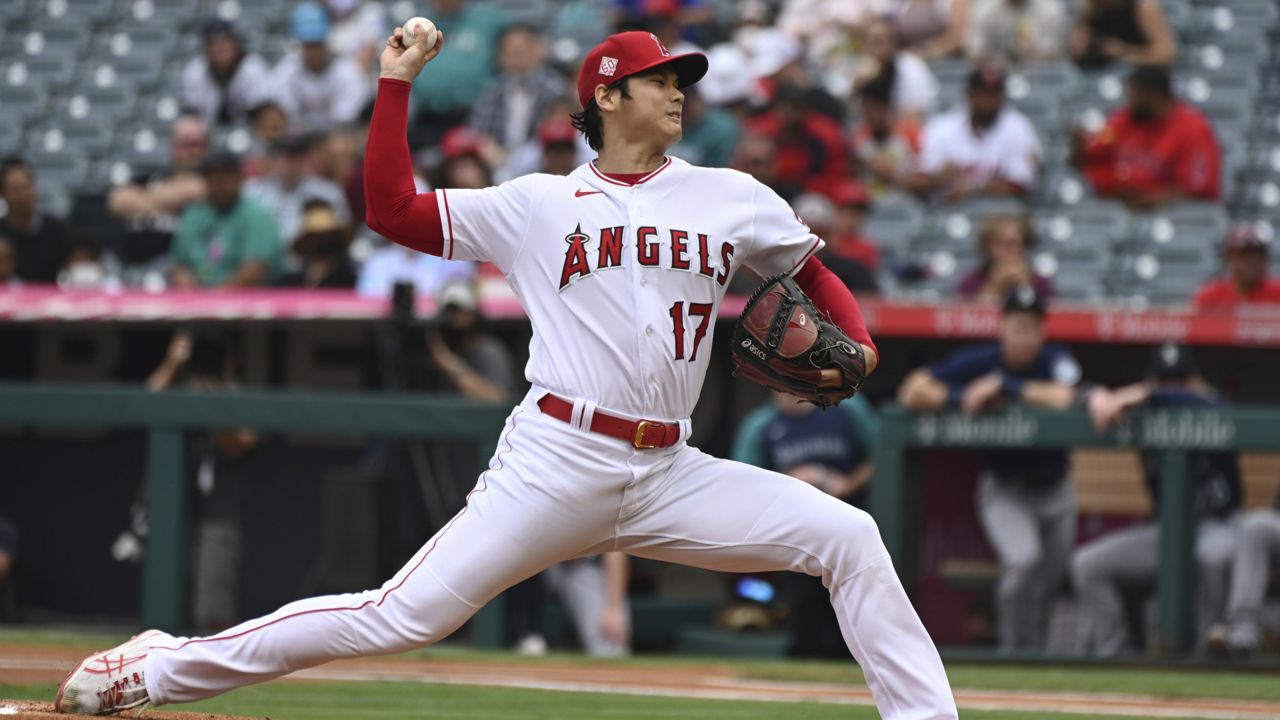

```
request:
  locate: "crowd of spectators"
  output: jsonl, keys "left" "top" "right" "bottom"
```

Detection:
{"left": 0, "top": 0, "right": 1273, "bottom": 312}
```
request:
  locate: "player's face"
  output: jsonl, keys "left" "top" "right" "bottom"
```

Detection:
{"left": 999, "top": 312, "right": 1044, "bottom": 368}
{"left": 616, "top": 68, "right": 685, "bottom": 148}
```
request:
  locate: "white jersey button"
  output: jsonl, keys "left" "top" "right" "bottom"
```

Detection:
{"left": 645, "top": 325, "right": 654, "bottom": 335}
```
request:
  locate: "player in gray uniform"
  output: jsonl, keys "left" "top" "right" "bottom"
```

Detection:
{"left": 1078, "top": 343, "right": 1241, "bottom": 655}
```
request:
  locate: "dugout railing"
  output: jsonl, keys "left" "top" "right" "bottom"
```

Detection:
{"left": 876, "top": 402, "right": 1280, "bottom": 655}
{"left": 0, "top": 383, "right": 510, "bottom": 643}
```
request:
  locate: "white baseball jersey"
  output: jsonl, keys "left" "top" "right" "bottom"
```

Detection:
{"left": 436, "top": 156, "right": 823, "bottom": 420}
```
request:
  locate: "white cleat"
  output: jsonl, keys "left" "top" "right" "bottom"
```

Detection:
{"left": 54, "top": 629, "right": 168, "bottom": 715}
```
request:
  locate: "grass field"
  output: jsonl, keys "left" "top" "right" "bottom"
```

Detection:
{"left": 3, "top": 629, "right": 1278, "bottom": 719}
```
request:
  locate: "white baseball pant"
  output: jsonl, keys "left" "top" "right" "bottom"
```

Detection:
{"left": 146, "top": 392, "right": 958, "bottom": 719}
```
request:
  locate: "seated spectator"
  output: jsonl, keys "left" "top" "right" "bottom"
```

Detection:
{"left": 967, "top": 0, "right": 1069, "bottom": 68}
{"left": 468, "top": 24, "right": 567, "bottom": 154}
{"left": 273, "top": 3, "right": 373, "bottom": 131}
{"left": 428, "top": 281, "right": 513, "bottom": 402}
{"left": 1070, "top": 0, "right": 1175, "bottom": 69}
{"left": 535, "top": 117, "right": 585, "bottom": 177}
{"left": 321, "top": 0, "right": 388, "bottom": 70}
{"left": 776, "top": 0, "right": 890, "bottom": 44}
{"left": 744, "top": 83, "right": 847, "bottom": 199}
{"left": 58, "top": 233, "right": 115, "bottom": 291}
{"left": 732, "top": 390, "right": 879, "bottom": 656}
{"left": 510, "top": 553, "right": 632, "bottom": 658}
{"left": 170, "top": 153, "right": 282, "bottom": 288}
{"left": 107, "top": 116, "right": 210, "bottom": 280}
{"left": 497, "top": 100, "right": 594, "bottom": 182}
{"left": 911, "top": 65, "right": 1041, "bottom": 203}
{"left": 1074, "top": 65, "right": 1219, "bottom": 208}
{"left": 612, "top": 0, "right": 714, "bottom": 46}
{"left": 182, "top": 19, "right": 272, "bottom": 127}
{"left": 278, "top": 200, "right": 357, "bottom": 289}
{"left": 356, "top": 243, "right": 475, "bottom": 299}
{"left": 851, "top": 77, "right": 922, "bottom": 197}
{"left": 244, "top": 133, "right": 352, "bottom": 250}
{"left": 410, "top": 0, "right": 509, "bottom": 148}
{"left": 854, "top": 18, "right": 938, "bottom": 120}
{"left": 431, "top": 127, "right": 497, "bottom": 191}
{"left": 1193, "top": 225, "right": 1280, "bottom": 309}
{"left": 670, "top": 86, "right": 741, "bottom": 169}
{"left": 242, "top": 101, "right": 290, "bottom": 178}
{"left": 1077, "top": 344, "right": 1240, "bottom": 656}
{"left": 898, "top": 286, "right": 1080, "bottom": 653}
{"left": 899, "top": 0, "right": 972, "bottom": 59}
{"left": 827, "top": 180, "right": 881, "bottom": 273}
{"left": 794, "top": 192, "right": 878, "bottom": 293}
{"left": 0, "top": 157, "right": 72, "bottom": 284}
{"left": 956, "top": 214, "right": 1053, "bottom": 303}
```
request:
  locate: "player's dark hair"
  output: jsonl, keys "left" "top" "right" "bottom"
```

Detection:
{"left": 571, "top": 77, "right": 631, "bottom": 151}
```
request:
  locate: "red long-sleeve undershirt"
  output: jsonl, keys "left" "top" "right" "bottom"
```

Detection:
{"left": 794, "top": 256, "right": 876, "bottom": 355}
{"left": 364, "top": 79, "right": 873, "bottom": 355}
{"left": 365, "top": 78, "right": 446, "bottom": 256}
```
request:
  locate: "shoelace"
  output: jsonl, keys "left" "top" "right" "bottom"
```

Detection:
{"left": 95, "top": 670, "right": 145, "bottom": 710}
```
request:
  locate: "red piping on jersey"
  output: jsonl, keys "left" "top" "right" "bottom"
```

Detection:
{"left": 792, "top": 237, "right": 822, "bottom": 273}
{"left": 441, "top": 189, "right": 455, "bottom": 260}
{"left": 588, "top": 157, "right": 672, "bottom": 186}
{"left": 794, "top": 256, "right": 876, "bottom": 355}
{"left": 364, "top": 78, "right": 446, "bottom": 257}
{"left": 149, "top": 408, "right": 527, "bottom": 656}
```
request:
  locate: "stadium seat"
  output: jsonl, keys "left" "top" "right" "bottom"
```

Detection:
{"left": 1127, "top": 202, "right": 1230, "bottom": 256}
{"left": 0, "top": 123, "right": 21, "bottom": 156}
{"left": 0, "top": 0, "right": 30, "bottom": 21}
{"left": 64, "top": 78, "right": 140, "bottom": 122}
{"left": 1038, "top": 167, "right": 1095, "bottom": 207}
{"left": 25, "top": 146, "right": 90, "bottom": 190}
{"left": 1008, "top": 61, "right": 1082, "bottom": 105}
{"left": 31, "top": 0, "right": 119, "bottom": 24}
{"left": 118, "top": 126, "right": 173, "bottom": 174}
{"left": 0, "top": 55, "right": 77, "bottom": 91}
{"left": 25, "top": 118, "right": 116, "bottom": 159}
{"left": 0, "top": 80, "right": 50, "bottom": 125}
{"left": 898, "top": 250, "right": 981, "bottom": 302}
{"left": 1109, "top": 253, "right": 1214, "bottom": 306}
{"left": 126, "top": 0, "right": 202, "bottom": 29}
{"left": 864, "top": 192, "right": 927, "bottom": 250}
{"left": 920, "top": 197, "right": 1030, "bottom": 252}
{"left": 1033, "top": 201, "right": 1132, "bottom": 249}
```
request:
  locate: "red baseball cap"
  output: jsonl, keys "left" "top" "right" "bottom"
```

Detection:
{"left": 538, "top": 116, "right": 577, "bottom": 147}
{"left": 440, "top": 126, "right": 485, "bottom": 160}
{"left": 577, "top": 31, "right": 708, "bottom": 110}
{"left": 1225, "top": 223, "right": 1269, "bottom": 254}
{"left": 830, "top": 180, "right": 871, "bottom": 208}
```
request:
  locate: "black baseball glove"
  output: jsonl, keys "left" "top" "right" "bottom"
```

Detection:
{"left": 731, "top": 274, "right": 868, "bottom": 407}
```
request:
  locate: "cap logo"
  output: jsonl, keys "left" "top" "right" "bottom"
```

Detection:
{"left": 599, "top": 56, "right": 618, "bottom": 76}
{"left": 650, "top": 33, "right": 670, "bottom": 57}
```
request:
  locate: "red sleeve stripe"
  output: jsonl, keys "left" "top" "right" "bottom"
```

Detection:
{"left": 790, "top": 237, "right": 823, "bottom": 274}
{"left": 441, "top": 189, "right": 455, "bottom": 260}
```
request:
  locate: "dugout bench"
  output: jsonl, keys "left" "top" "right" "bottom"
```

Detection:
{"left": 876, "top": 403, "right": 1280, "bottom": 655}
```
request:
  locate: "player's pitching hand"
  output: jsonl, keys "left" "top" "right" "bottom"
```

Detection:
{"left": 379, "top": 27, "right": 445, "bottom": 83}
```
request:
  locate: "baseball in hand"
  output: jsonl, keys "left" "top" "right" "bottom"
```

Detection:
{"left": 402, "top": 16, "right": 438, "bottom": 51}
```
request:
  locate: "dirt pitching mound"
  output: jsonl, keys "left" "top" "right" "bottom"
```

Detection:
{"left": 0, "top": 700, "right": 259, "bottom": 719}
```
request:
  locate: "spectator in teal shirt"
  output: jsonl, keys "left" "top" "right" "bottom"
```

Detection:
{"left": 410, "top": 0, "right": 510, "bottom": 146}
{"left": 671, "top": 86, "right": 741, "bottom": 169}
{"left": 170, "top": 153, "right": 282, "bottom": 288}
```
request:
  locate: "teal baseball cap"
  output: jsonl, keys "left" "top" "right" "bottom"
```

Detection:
{"left": 291, "top": 3, "right": 330, "bottom": 43}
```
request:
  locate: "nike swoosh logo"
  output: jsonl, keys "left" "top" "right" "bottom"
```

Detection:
{"left": 575, "top": 189, "right": 604, "bottom": 197}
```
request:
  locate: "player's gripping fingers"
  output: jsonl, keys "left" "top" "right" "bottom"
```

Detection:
{"left": 379, "top": 30, "right": 445, "bottom": 82}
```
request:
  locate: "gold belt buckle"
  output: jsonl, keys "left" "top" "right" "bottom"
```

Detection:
{"left": 633, "top": 420, "right": 662, "bottom": 449}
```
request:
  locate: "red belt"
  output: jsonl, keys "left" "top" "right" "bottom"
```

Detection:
{"left": 537, "top": 394, "right": 681, "bottom": 449}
